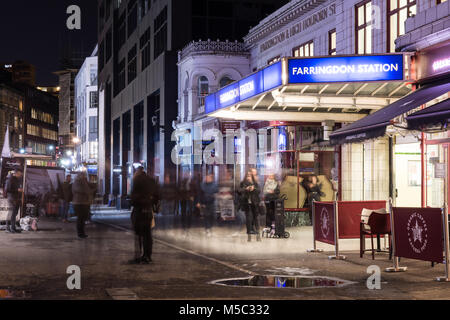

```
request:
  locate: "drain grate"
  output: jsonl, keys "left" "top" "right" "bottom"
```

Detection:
{"left": 210, "top": 275, "right": 354, "bottom": 289}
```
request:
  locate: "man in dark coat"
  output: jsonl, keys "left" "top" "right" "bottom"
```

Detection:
{"left": 129, "top": 167, "right": 160, "bottom": 264}
{"left": 59, "top": 175, "right": 72, "bottom": 223}
{"left": 239, "top": 171, "right": 261, "bottom": 242}
{"left": 5, "top": 169, "right": 23, "bottom": 233}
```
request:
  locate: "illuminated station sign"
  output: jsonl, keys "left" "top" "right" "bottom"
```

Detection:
{"left": 205, "top": 61, "right": 282, "bottom": 113}
{"left": 288, "top": 54, "right": 404, "bottom": 83}
{"left": 205, "top": 54, "right": 406, "bottom": 114}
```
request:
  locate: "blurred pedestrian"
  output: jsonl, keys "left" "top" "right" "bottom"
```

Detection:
{"left": 303, "top": 175, "right": 324, "bottom": 222}
{"left": 239, "top": 171, "right": 261, "bottom": 242}
{"left": 179, "top": 174, "right": 192, "bottom": 237}
{"left": 161, "top": 172, "right": 177, "bottom": 215}
{"left": 5, "top": 169, "right": 23, "bottom": 233}
{"left": 72, "top": 172, "right": 96, "bottom": 239}
{"left": 59, "top": 175, "right": 72, "bottom": 223}
{"left": 263, "top": 173, "right": 280, "bottom": 233}
{"left": 129, "top": 167, "right": 160, "bottom": 264}
{"left": 197, "top": 172, "right": 218, "bottom": 237}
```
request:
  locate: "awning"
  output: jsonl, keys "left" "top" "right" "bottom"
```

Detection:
{"left": 329, "top": 80, "right": 450, "bottom": 145}
{"left": 407, "top": 98, "right": 450, "bottom": 131}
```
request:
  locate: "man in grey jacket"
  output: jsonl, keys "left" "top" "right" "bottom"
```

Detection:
{"left": 72, "top": 172, "right": 95, "bottom": 238}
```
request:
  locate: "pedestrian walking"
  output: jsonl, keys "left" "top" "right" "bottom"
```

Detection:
{"left": 5, "top": 169, "right": 23, "bottom": 233}
{"left": 198, "top": 172, "right": 218, "bottom": 237}
{"left": 179, "top": 174, "right": 192, "bottom": 237}
{"left": 72, "top": 172, "right": 95, "bottom": 239}
{"left": 129, "top": 167, "right": 160, "bottom": 264}
{"left": 239, "top": 171, "right": 261, "bottom": 242}
{"left": 263, "top": 173, "right": 280, "bottom": 234}
{"left": 59, "top": 175, "right": 72, "bottom": 223}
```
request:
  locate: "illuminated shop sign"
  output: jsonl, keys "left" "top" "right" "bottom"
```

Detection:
{"left": 416, "top": 42, "right": 450, "bottom": 81}
{"left": 205, "top": 61, "right": 282, "bottom": 113}
{"left": 288, "top": 55, "right": 404, "bottom": 83}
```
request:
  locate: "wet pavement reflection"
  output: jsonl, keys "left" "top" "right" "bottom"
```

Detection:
{"left": 212, "top": 275, "right": 353, "bottom": 289}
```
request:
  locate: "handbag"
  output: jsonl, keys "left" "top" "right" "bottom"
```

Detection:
{"left": 151, "top": 215, "right": 155, "bottom": 229}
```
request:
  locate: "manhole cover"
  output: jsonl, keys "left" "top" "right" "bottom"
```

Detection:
{"left": 210, "top": 275, "right": 354, "bottom": 289}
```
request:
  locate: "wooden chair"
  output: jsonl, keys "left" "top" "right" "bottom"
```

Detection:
{"left": 360, "top": 212, "right": 392, "bottom": 260}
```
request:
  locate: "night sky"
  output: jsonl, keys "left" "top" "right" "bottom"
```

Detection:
{"left": 0, "top": 1, "right": 98, "bottom": 86}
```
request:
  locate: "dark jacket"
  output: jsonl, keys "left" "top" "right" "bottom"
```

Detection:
{"left": 200, "top": 181, "right": 218, "bottom": 207}
{"left": 239, "top": 179, "right": 260, "bottom": 209}
{"left": 61, "top": 181, "right": 73, "bottom": 202}
{"left": 5, "top": 175, "right": 22, "bottom": 201}
{"left": 131, "top": 173, "right": 160, "bottom": 235}
{"left": 131, "top": 173, "right": 160, "bottom": 208}
{"left": 72, "top": 175, "right": 95, "bottom": 205}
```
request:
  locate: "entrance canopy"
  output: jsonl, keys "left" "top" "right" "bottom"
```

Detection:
{"left": 205, "top": 54, "right": 411, "bottom": 123}
{"left": 329, "top": 80, "right": 450, "bottom": 144}
{"left": 406, "top": 98, "right": 450, "bottom": 131}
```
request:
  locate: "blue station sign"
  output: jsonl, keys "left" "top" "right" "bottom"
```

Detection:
{"left": 288, "top": 54, "right": 404, "bottom": 84}
{"left": 205, "top": 61, "right": 282, "bottom": 114}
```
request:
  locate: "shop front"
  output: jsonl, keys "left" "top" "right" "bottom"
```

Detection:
{"left": 330, "top": 42, "right": 450, "bottom": 208}
{"left": 200, "top": 53, "right": 412, "bottom": 223}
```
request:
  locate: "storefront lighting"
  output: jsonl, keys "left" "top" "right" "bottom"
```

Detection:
{"left": 66, "top": 150, "right": 73, "bottom": 156}
{"left": 19, "top": 148, "right": 25, "bottom": 154}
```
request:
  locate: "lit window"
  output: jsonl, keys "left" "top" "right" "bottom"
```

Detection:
{"left": 329, "top": 29, "right": 337, "bottom": 55}
{"left": 388, "top": 0, "right": 416, "bottom": 52}
{"left": 293, "top": 41, "right": 314, "bottom": 57}
{"left": 356, "top": 0, "right": 372, "bottom": 54}
{"left": 198, "top": 76, "right": 209, "bottom": 107}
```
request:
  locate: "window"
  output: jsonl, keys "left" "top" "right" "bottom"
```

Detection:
{"left": 99, "top": 41, "right": 105, "bottom": 72}
{"left": 356, "top": 0, "right": 372, "bottom": 54}
{"left": 127, "top": 0, "right": 138, "bottom": 38}
{"left": 89, "top": 141, "right": 98, "bottom": 159}
{"left": 267, "top": 56, "right": 280, "bottom": 65}
{"left": 388, "top": 0, "right": 416, "bottom": 52}
{"left": 329, "top": 29, "right": 337, "bottom": 55}
{"left": 31, "top": 108, "right": 55, "bottom": 125}
{"left": 219, "top": 76, "right": 233, "bottom": 88}
{"left": 198, "top": 76, "right": 209, "bottom": 107}
{"left": 105, "top": 0, "right": 112, "bottom": 21}
{"left": 105, "top": 28, "right": 112, "bottom": 63}
{"left": 128, "top": 45, "right": 137, "bottom": 83}
{"left": 154, "top": 6, "right": 167, "bottom": 58}
{"left": 140, "top": 27, "right": 151, "bottom": 71}
{"left": 436, "top": 0, "right": 447, "bottom": 5}
{"left": 90, "top": 66, "right": 97, "bottom": 86}
{"left": 117, "top": 12, "right": 127, "bottom": 50}
{"left": 117, "top": 58, "right": 126, "bottom": 94}
{"left": 90, "top": 91, "right": 99, "bottom": 108}
{"left": 139, "top": 0, "right": 150, "bottom": 20}
{"left": 293, "top": 40, "right": 314, "bottom": 57}
{"left": 89, "top": 116, "right": 98, "bottom": 141}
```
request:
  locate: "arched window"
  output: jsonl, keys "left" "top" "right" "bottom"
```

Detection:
{"left": 198, "top": 76, "right": 209, "bottom": 108}
{"left": 219, "top": 76, "right": 233, "bottom": 88}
